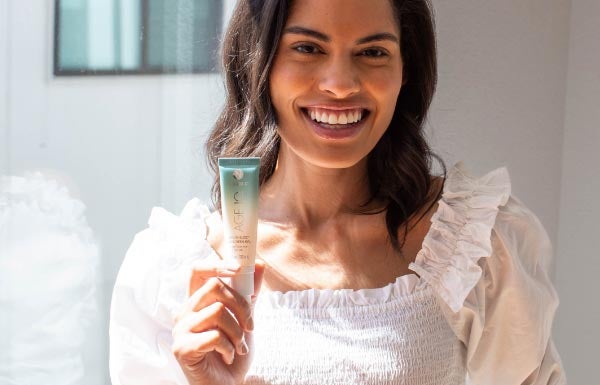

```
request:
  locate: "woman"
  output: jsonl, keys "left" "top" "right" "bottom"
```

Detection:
{"left": 109, "top": 0, "right": 565, "bottom": 384}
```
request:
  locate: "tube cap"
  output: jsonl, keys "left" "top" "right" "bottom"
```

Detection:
{"left": 231, "top": 271, "right": 255, "bottom": 302}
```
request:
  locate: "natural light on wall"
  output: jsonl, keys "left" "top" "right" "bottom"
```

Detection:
{"left": 1, "top": 1, "right": 232, "bottom": 384}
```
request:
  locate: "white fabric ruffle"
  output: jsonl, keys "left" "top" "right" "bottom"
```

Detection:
{"left": 145, "top": 198, "right": 220, "bottom": 327}
{"left": 257, "top": 273, "right": 422, "bottom": 310}
{"left": 147, "top": 197, "right": 214, "bottom": 263}
{"left": 408, "top": 161, "right": 511, "bottom": 312}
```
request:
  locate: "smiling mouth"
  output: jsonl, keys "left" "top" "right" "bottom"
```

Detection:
{"left": 302, "top": 107, "right": 370, "bottom": 127}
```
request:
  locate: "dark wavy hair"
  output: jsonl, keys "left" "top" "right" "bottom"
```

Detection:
{"left": 206, "top": 0, "right": 446, "bottom": 252}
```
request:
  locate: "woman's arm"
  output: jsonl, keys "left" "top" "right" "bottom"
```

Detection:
{"left": 442, "top": 196, "right": 566, "bottom": 384}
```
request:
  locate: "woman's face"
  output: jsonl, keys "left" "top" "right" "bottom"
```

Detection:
{"left": 269, "top": 0, "right": 403, "bottom": 169}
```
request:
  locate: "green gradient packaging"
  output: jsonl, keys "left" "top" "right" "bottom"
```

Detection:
{"left": 218, "top": 157, "right": 260, "bottom": 302}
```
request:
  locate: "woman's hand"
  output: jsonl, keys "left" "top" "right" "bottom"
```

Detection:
{"left": 172, "top": 259, "right": 265, "bottom": 385}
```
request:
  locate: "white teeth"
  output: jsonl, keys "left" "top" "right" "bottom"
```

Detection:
{"left": 308, "top": 108, "right": 364, "bottom": 125}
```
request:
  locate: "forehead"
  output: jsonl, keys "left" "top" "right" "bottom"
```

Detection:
{"left": 285, "top": 0, "right": 399, "bottom": 38}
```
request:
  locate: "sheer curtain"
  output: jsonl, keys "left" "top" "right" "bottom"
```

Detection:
{"left": 0, "top": 1, "right": 235, "bottom": 384}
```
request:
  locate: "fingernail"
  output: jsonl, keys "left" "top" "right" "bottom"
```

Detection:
{"left": 246, "top": 315, "right": 254, "bottom": 331}
{"left": 240, "top": 337, "right": 249, "bottom": 355}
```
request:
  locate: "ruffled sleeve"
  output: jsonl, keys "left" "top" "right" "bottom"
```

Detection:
{"left": 109, "top": 198, "right": 219, "bottom": 385}
{"left": 410, "top": 162, "right": 566, "bottom": 384}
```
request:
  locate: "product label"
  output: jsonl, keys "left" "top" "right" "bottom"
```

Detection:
{"left": 218, "top": 158, "right": 259, "bottom": 268}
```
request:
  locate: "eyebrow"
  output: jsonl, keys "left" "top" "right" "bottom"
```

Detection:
{"left": 356, "top": 32, "right": 399, "bottom": 45}
{"left": 283, "top": 26, "right": 399, "bottom": 45}
{"left": 284, "top": 26, "right": 330, "bottom": 42}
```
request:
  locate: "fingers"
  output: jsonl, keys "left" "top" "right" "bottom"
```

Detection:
{"left": 173, "top": 302, "right": 249, "bottom": 356}
{"left": 188, "top": 258, "right": 242, "bottom": 296}
{"left": 173, "top": 258, "right": 256, "bottom": 367}
{"left": 173, "top": 258, "right": 262, "bottom": 367}
{"left": 174, "top": 285, "right": 250, "bottom": 366}
{"left": 172, "top": 328, "right": 237, "bottom": 366}
{"left": 184, "top": 277, "right": 254, "bottom": 332}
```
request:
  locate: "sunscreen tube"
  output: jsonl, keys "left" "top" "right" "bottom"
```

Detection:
{"left": 218, "top": 157, "right": 260, "bottom": 302}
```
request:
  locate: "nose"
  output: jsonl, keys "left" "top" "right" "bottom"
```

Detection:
{"left": 317, "top": 56, "right": 360, "bottom": 98}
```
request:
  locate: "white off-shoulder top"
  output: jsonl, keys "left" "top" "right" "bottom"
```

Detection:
{"left": 109, "top": 162, "right": 566, "bottom": 385}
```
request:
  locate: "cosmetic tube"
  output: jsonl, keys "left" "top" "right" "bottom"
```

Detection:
{"left": 218, "top": 157, "right": 260, "bottom": 302}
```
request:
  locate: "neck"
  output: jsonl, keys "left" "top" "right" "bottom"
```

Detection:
{"left": 259, "top": 145, "right": 379, "bottom": 229}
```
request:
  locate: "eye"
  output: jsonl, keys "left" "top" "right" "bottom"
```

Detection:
{"left": 360, "top": 48, "right": 388, "bottom": 58}
{"left": 292, "top": 43, "right": 321, "bottom": 54}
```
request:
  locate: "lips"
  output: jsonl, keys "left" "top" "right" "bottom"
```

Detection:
{"left": 301, "top": 106, "right": 370, "bottom": 140}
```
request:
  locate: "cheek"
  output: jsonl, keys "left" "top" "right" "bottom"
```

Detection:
{"left": 373, "top": 66, "right": 403, "bottom": 94}
{"left": 270, "top": 58, "right": 312, "bottom": 92}
{"left": 270, "top": 64, "right": 314, "bottom": 120}
{"left": 371, "top": 79, "right": 402, "bottom": 117}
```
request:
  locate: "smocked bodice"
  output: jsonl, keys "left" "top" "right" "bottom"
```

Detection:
{"left": 246, "top": 279, "right": 465, "bottom": 384}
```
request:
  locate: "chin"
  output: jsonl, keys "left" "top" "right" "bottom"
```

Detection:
{"left": 289, "top": 146, "right": 370, "bottom": 170}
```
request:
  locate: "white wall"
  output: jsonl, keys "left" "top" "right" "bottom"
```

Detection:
{"left": 1, "top": 0, "right": 9, "bottom": 173}
{"left": 555, "top": 0, "right": 600, "bottom": 382}
{"left": 430, "top": 0, "right": 570, "bottom": 248}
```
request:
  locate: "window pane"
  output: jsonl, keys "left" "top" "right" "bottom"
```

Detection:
{"left": 54, "top": 0, "right": 221, "bottom": 75}
{"left": 57, "top": 0, "right": 89, "bottom": 70}
{"left": 119, "top": 0, "right": 142, "bottom": 70}
{"left": 146, "top": 0, "right": 221, "bottom": 72}
{"left": 87, "top": 0, "right": 118, "bottom": 70}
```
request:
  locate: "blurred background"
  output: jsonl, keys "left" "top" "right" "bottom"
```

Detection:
{"left": 0, "top": 0, "right": 597, "bottom": 384}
